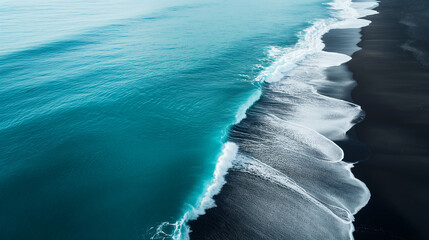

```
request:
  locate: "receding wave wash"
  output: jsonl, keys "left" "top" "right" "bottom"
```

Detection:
{"left": 0, "top": 0, "right": 376, "bottom": 239}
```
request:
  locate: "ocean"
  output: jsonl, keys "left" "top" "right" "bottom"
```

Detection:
{"left": 0, "top": 0, "right": 376, "bottom": 239}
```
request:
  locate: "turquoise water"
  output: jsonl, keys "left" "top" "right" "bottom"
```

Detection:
{"left": 0, "top": 0, "right": 329, "bottom": 239}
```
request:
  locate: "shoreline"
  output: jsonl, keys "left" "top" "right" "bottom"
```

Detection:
{"left": 348, "top": 0, "right": 429, "bottom": 239}
{"left": 188, "top": 1, "right": 378, "bottom": 239}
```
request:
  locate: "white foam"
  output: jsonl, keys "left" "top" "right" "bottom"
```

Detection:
{"left": 234, "top": 90, "right": 262, "bottom": 124}
{"left": 259, "top": 0, "right": 378, "bottom": 140}
{"left": 302, "top": 51, "right": 352, "bottom": 67}
{"left": 153, "top": 142, "right": 238, "bottom": 240}
{"left": 271, "top": 79, "right": 364, "bottom": 140}
{"left": 258, "top": 0, "right": 378, "bottom": 84}
{"left": 233, "top": 154, "right": 354, "bottom": 223}
{"left": 227, "top": 1, "right": 376, "bottom": 238}
{"left": 261, "top": 20, "right": 331, "bottom": 83}
{"left": 153, "top": 0, "right": 378, "bottom": 239}
{"left": 330, "top": 1, "right": 378, "bottom": 28}
{"left": 189, "top": 142, "right": 238, "bottom": 217}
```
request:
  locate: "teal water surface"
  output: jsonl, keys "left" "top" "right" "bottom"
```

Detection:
{"left": 0, "top": 0, "right": 328, "bottom": 239}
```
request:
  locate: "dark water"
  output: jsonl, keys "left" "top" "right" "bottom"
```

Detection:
{"left": 399, "top": 0, "right": 429, "bottom": 65}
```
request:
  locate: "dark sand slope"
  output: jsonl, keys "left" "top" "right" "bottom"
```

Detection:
{"left": 349, "top": 0, "right": 429, "bottom": 239}
{"left": 188, "top": 2, "right": 376, "bottom": 239}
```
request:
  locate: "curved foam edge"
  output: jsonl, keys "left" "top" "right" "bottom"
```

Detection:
{"left": 234, "top": 90, "right": 263, "bottom": 125}
{"left": 232, "top": 154, "right": 355, "bottom": 223}
{"left": 153, "top": 0, "right": 378, "bottom": 239}
{"left": 152, "top": 142, "right": 238, "bottom": 240}
{"left": 266, "top": 115, "right": 345, "bottom": 163}
{"left": 263, "top": 0, "right": 379, "bottom": 84}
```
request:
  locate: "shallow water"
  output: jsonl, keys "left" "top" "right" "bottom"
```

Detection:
{"left": 189, "top": 1, "right": 378, "bottom": 239}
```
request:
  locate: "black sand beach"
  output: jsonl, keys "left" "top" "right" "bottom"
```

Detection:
{"left": 189, "top": 0, "right": 429, "bottom": 239}
{"left": 348, "top": 0, "right": 429, "bottom": 239}
{"left": 189, "top": 1, "right": 373, "bottom": 239}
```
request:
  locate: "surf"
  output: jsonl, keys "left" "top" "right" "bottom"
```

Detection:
{"left": 172, "top": 0, "right": 379, "bottom": 239}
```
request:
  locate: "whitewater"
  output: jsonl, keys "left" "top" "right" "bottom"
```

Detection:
{"left": 159, "top": 0, "right": 379, "bottom": 239}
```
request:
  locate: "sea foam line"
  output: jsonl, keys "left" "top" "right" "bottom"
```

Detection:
{"left": 151, "top": 142, "right": 238, "bottom": 240}
{"left": 153, "top": 1, "right": 378, "bottom": 239}
{"left": 233, "top": 153, "right": 354, "bottom": 223}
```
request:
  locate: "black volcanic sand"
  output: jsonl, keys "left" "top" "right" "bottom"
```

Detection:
{"left": 189, "top": 0, "right": 429, "bottom": 239}
{"left": 347, "top": 0, "right": 429, "bottom": 239}
{"left": 188, "top": 4, "right": 371, "bottom": 240}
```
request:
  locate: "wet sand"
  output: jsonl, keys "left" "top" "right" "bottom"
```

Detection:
{"left": 189, "top": 0, "right": 429, "bottom": 239}
{"left": 188, "top": 2, "right": 373, "bottom": 239}
{"left": 348, "top": 0, "right": 429, "bottom": 239}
